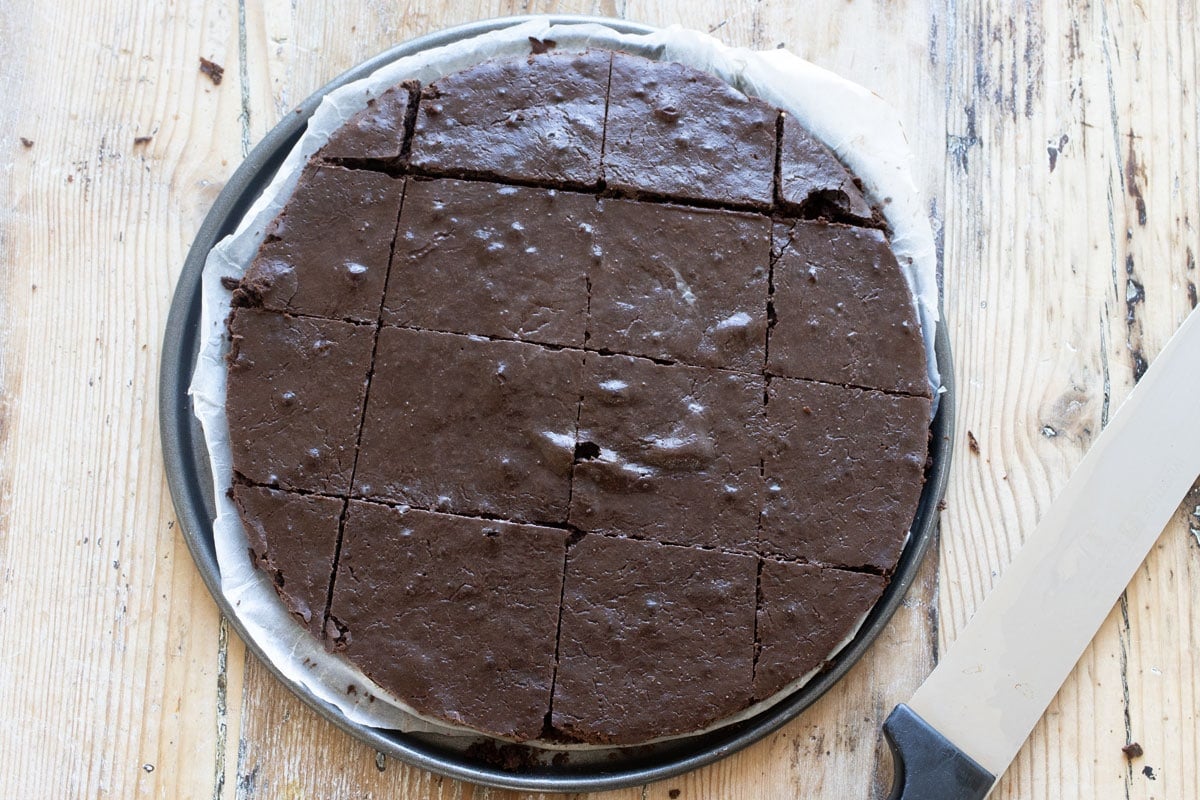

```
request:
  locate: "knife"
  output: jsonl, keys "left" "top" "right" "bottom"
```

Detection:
{"left": 881, "top": 305, "right": 1200, "bottom": 799}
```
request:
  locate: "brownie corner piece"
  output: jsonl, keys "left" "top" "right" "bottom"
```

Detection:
{"left": 316, "top": 80, "right": 419, "bottom": 163}
{"left": 776, "top": 113, "right": 874, "bottom": 224}
{"left": 551, "top": 535, "right": 757, "bottom": 744}
{"left": 761, "top": 378, "right": 930, "bottom": 570}
{"left": 354, "top": 327, "right": 583, "bottom": 523}
{"left": 410, "top": 50, "right": 610, "bottom": 187}
{"left": 768, "top": 219, "right": 929, "bottom": 397}
{"left": 604, "top": 53, "right": 777, "bottom": 207}
{"left": 329, "top": 502, "right": 567, "bottom": 741}
{"left": 237, "top": 165, "right": 404, "bottom": 323}
{"left": 754, "top": 559, "right": 886, "bottom": 700}
{"left": 232, "top": 483, "right": 344, "bottom": 640}
{"left": 225, "top": 307, "right": 375, "bottom": 495}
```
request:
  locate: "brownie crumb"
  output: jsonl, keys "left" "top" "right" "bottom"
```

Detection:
{"left": 133, "top": 135, "right": 153, "bottom": 146}
{"left": 967, "top": 430, "right": 980, "bottom": 454}
{"left": 1122, "top": 741, "right": 1144, "bottom": 759}
{"left": 529, "top": 36, "right": 557, "bottom": 54}
{"left": 326, "top": 615, "right": 350, "bottom": 649}
{"left": 20, "top": 137, "right": 34, "bottom": 148}
{"left": 551, "top": 751, "right": 570, "bottom": 767}
{"left": 199, "top": 57, "right": 225, "bottom": 85}
{"left": 574, "top": 441, "right": 601, "bottom": 461}
{"left": 669, "top": 790, "right": 681, "bottom": 799}
{"left": 228, "top": 273, "right": 271, "bottom": 308}
{"left": 464, "top": 739, "right": 543, "bottom": 772}
{"left": 1142, "top": 765, "right": 1156, "bottom": 780}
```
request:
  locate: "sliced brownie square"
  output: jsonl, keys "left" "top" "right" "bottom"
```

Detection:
{"left": 225, "top": 308, "right": 374, "bottom": 495}
{"left": 354, "top": 327, "right": 584, "bottom": 523}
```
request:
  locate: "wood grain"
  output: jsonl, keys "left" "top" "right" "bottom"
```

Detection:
{"left": 0, "top": 2, "right": 249, "bottom": 798}
{"left": 0, "top": 1, "right": 1196, "bottom": 799}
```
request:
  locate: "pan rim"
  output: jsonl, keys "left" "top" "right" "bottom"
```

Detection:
{"left": 158, "top": 13, "right": 955, "bottom": 792}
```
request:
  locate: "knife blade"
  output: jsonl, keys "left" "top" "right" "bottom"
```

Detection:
{"left": 881, "top": 305, "right": 1200, "bottom": 800}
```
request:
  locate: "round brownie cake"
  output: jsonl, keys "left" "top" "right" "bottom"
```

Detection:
{"left": 224, "top": 46, "right": 931, "bottom": 745}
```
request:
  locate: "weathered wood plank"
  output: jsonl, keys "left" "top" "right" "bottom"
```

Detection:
{"left": 1096, "top": 2, "right": 1200, "bottom": 797}
{"left": 937, "top": 1, "right": 1200, "bottom": 798}
{"left": 0, "top": 1, "right": 249, "bottom": 798}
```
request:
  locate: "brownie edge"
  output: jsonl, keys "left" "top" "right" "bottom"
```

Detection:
{"left": 328, "top": 502, "right": 567, "bottom": 741}
{"left": 225, "top": 308, "right": 375, "bottom": 495}
{"left": 410, "top": 51, "right": 611, "bottom": 187}
{"left": 232, "top": 484, "right": 344, "bottom": 640}
{"left": 551, "top": 535, "right": 757, "bottom": 744}
{"left": 754, "top": 561, "right": 886, "bottom": 699}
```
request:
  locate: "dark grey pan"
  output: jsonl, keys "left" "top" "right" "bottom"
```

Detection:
{"left": 159, "top": 14, "right": 955, "bottom": 793}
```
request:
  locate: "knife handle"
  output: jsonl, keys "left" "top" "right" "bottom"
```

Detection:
{"left": 883, "top": 705, "right": 996, "bottom": 800}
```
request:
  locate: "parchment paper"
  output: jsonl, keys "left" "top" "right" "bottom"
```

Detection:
{"left": 189, "top": 18, "right": 941, "bottom": 749}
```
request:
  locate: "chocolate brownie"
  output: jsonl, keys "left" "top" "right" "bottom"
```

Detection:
{"left": 570, "top": 354, "right": 765, "bottom": 551}
{"left": 237, "top": 166, "right": 404, "bottom": 323}
{"left": 353, "top": 327, "right": 584, "bottom": 523}
{"left": 776, "top": 113, "right": 874, "bottom": 223}
{"left": 769, "top": 220, "right": 929, "bottom": 396}
{"left": 232, "top": 484, "right": 344, "bottom": 639}
{"left": 224, "top": 46, "right": 935, "bottom": 746}
{"left": 761, "top": 378, "right": 930, "bottom": 570}
{"left": 551, "top": 535, "right": 757, "bottom": 744}
{"left": 590, "top": 199, "right": 770, "bottom": 370}
{"left": 410, "top": 51, "right": 610, "bottom": 187}
{"left": 754, "top": 560, "right": 886, "bottom": 699}
{"left": 328, "top": 501, "right": 566, "bottom": 741}
{"left": 604, "top": 53, "right": 777, "bottom": 207}
{"left": 318, "top": 82, "right": 416, "bottom": 162}
{"left": 383, "top": 179, "right": 596, "bottom": 347}
{"left": 225, "top": 307, "right": 374, "bottom": 494}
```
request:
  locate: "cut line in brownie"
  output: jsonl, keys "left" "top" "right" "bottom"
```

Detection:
{"left": 232, "top": 483, "right": 345, "bottom": 640}
{"left": 761, "top": 377, "right": 930, "bottom": 571}
{"left": 769, "top": 220, "right": 929, "bottom": 397}
{"left": 410, "top": 50, "right": 611, "bottom": 188}
{"left": 776, "top": 113, "right": 877, "bottom": 226}
{"left": 327, "top": 501, "right": 567, "bottom": 741}
{"left": 383, "top": 178, "right": 597, "bottom": 347}
{"left": 551, "top": 534, "right": 757, "bottom": 744}
{"left": 589, "top": 198, "right": 770, "bottom": 371}
{"left": 226, "top": 479, "right": 904, "bottom": 578}
{"left": 226, "top": 308, "right": 375, "bottom": 495}
{"left": 235, "top": 167, "right": 405, "bottom": 323}
{"left": 569, "top": 353, "right": 766, "bottom": 551}
{"left": 353, "top": 327, "right": 584, "bottom": 524}
{"left": 753, "top": 559, "right": 887, "bottom": 699}
{"left": 603, "top": 53, "right": 777, "bottom": 209}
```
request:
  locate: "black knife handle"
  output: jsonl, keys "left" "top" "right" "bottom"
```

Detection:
{"left": 883, "top": 704, "right": 996, "bottom": 800}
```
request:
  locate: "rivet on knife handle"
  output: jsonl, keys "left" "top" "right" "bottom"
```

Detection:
{"left": 882, "top": 704, "right": 994, "bottom": 800}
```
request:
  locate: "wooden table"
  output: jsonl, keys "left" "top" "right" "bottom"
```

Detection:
{"left": 2, "top": 2, "right": 1197, "bottom": 798}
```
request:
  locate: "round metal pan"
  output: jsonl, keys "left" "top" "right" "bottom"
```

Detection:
{"left": 159, "top": 14, "right": 955, "bottom": 793}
